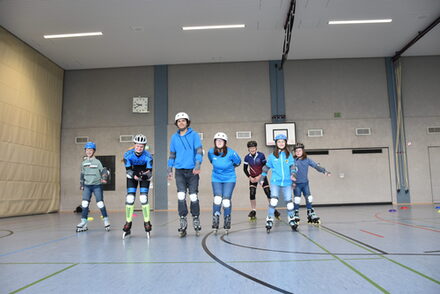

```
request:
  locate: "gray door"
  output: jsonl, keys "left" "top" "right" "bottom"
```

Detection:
{"left": 428, "top": 146, "right": 440, "bottom": 203}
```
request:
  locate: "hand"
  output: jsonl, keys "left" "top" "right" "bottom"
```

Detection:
{"left": 134, "top": 175, "right": 140, "bottom": 181}
{"left": 168, "top": 172, "right": 173, "bottom": 181}
{"left": 101, "top": 180, "right": 107, "bottom": 184}
{"left": 193, "top": 169, "right": 201, "bottom": 175}
{"left": 80, "top": 186, "right": 84, "bottom": 190}
{"left": 291, "top": 175, "right": 296, "bottom": 181}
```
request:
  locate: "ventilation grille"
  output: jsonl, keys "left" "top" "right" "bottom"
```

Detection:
{"left": 307, "top": 129, "right": 323, "bottom": 137}
{"left": 236, "top": 131, "right": 252, "bottom": 139}
{"left": 119, "top": 135, "right": 133, "bottom": 143}
{"left": 198, "top": 132, "right": 204, "bottom": 140}
{"left": 355, "top": 128, "right": 371, "bottom": 136}
{"left": 75, "top": 136, "right": 89, "bottom": 144}
{"left": 427, "top": 127, "right": 440, "bottom": 134}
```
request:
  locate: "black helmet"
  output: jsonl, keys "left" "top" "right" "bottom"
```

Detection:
{"left": 293, "top": 142, "right": 304, "bottom": 150}
{"left": 247, "top": 141, "right": 257, "bottom": 148}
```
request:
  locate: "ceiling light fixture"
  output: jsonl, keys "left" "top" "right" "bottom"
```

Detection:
{"left": 44, "top": 32, "right": 103, "bottom": 39}
{"left": 328, "top": 19, "right": 392, "bottom": 25}
{"left": 182, "top": 24, "right": 245, "bottom": 31}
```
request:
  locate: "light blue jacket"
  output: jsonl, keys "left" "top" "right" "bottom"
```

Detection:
{"left": 262, "top": 151, "right": 296, "bottom": 187}
{"left": 208, "top": 147, "right": 241, "bottom": 183}
{"left": 168, "top": 128, "right": 203, "bottom": 170}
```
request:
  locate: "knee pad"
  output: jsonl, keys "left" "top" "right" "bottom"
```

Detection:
{"left": 96, "top": 201, "right": 104, "bottom": 209}
{"left": 294, "top": 196, "right": 301, "bottom": 205}
{"left": 81, "top": 200, "right": 89, "bottom": 208}
{"left": 307, "top": 195, "right": 313, "bottom": 203}
{"left": 213, "top": 196, "right": 222, "bottom": 205}
{"left": 287, "top": 201, "right": 294, "bottom": 210}
{"left": 126, "top": 194, "right": 135, "bottom": 205}
{"left": 270, "top": 198, "right": 278, "bottom": 207}
{"left": 189, "top": 193, "right": 198, "bottom": 202}
{"left": 177, "top": 192, "right": 186, "bottom": 201}
{"left": 249, "top": 187, "right": 256, "bottom": 200}
{"left": 140, "top": 195, "right": 148, "bottom": 205}
{"left": 222, "top": 199, "right": 231, "bottom": 208}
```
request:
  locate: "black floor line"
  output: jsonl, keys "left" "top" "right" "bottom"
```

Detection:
{"left": 0, "top": 230, "right": 14, "bottom": 238}
{"left": 201, "top": 231, "right": 293, "bottom": 294}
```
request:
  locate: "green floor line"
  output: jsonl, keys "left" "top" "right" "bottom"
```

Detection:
{"left": 9, "top": 263, "right": 78, "bottom": 294}
{"left": 321, "top": 226, "right": 440, "bottom": 285}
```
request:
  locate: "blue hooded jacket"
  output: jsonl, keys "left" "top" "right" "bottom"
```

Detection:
{"left": 262, "top": 151, "right": 296, "bottom": 187}
{"left": 168, "top": 128, "right": 203, "bottom": 169}
{"left": 208, "top": 147, "right": 241, "bottom": 183}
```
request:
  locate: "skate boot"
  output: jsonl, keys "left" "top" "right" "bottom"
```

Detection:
{"left": 122, "top": 221, "right": 132, "bottom": 239}
{"left": 144, "top": 221, "right": 152, "bottom": 238}
{"left": 274, "top": 209, "right": 281, "bottom": 220}
{"left": 288, "top": 215, "right": 298, "bottom": 231}
{"left": 103, "top": 217, "right": 111, "bottom": 231}
{"left": 178, "top": 216, "right": 187, "bottom": 237}
{"left": 224, "top": 215, "right": 231, "bottom": 234}
{"left": 76, "top": 218, "right": 88, "bottom": 232}
{"left": 307, "top": 209, "right": 320, "bottom": 224}
{"left": 293, "top": 210, "right": 300, "bottom": 223}
{"left": 193, "top": 216, "right": 201, "bottom": 236}
{"left": 212, "top": 214, "right": 220, "bottom": 234}
{"left": 248, "top": 210, "right": 257, "bottom": 221}
{"left": 265, "top": 216, "right": 274, "bottom": 233}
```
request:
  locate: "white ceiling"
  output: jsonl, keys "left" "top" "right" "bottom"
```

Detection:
{"left": 1, "top": 0, "right": 439, "bottom": 70}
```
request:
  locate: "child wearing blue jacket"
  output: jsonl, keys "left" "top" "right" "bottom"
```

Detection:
{"left": 260, "top": 134, "right": 298, "bottom": 232}
{"left": 293, "top": 143, "right": 330, "bottom": 224}
{"left": 208, "top": 132, "right": 241, "bottom": 233}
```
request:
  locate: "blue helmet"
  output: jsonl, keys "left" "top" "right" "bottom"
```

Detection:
{"left": 84, "top": 142, "right": 96, "bottom": 150}
{"left": 274, "top": 134, "right": 288, "bottom": 142}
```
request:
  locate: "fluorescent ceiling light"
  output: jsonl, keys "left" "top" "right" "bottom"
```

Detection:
{"left": 329, "top": 19, "right": 392, "bottom": 25}
{"left": 182, "top": 24, "right": 245, "bottom": 31}
{"left": 44, "top": 32, "right": 103, "bottom": 39}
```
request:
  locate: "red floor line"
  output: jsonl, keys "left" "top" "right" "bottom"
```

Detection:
{"left": 360, "top": 229, "right": 384, "bottom": 238}
{"left": 374, "top": 212, "right": 440, "bottom": 233}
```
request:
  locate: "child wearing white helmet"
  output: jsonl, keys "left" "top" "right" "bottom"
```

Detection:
{"left": 168, "top": 112, "right": 204, "bottom": 237}
{"left": 208, "top": 132, "right": 241, "bottom": 233}
{"left": 76, "top": 142, "right": 110, "bottom": 232}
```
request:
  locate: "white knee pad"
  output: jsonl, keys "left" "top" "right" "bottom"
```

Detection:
{"left": 140, "top": 195, "right": 148, "bottom": 204}
{"left": 96, "top": 201, "right": 104, "bottom": 209}
{"left": 213, "top": 196, "right": 222, "bottom": 205}
{"left": 126, "top": 195, "right": 135, "bottom": 204}
{"left": 222, "top": 199, "right": 231, "bottom": 208}
{"left": 294, "top": 196, "right": 301, "bottom": 205}
{"left": 307, "top": 195, "right": 313, "bottom": 203}
{"left": 177, "top": 192, "right": 186, "bottom": 201}
{"left": 287, "top": 202, "right": 294, "bottom": 210}
{"left": 189, "top": 193, "right": 198, "bottom": 202}
{"left": 270, "top": 198, "right": 278, "bottom": 207}
{"left": 81, "top": 200, "right": 89, "bottom": 208}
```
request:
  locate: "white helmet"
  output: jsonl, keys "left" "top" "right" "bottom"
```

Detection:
{"left": 175, "top": 112, "right": 190, "bottom": 121}
{"left": 133, "top": 134, "right": 147, "bottom": 145}
{"left": 214, "top": 132, "right": 228, "bottom": 142}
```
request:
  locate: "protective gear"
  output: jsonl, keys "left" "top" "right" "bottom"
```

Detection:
{"left": 84, "top": 142, "right": 96, "bottom": 150}
{"left": 222, "top": 199, "right": 231, "bottom": 208}
{"left": 294, "top": 196, "right": 301, "bottom": 204}
{"left": 76, "top": 218, "right": 88, "bottom": 232}
{"left": 101, "top": 168, "right": 110, "bottom": 181}
{"left": 247, "top": 141, "right": 257, "bottom": 148}
{"left": 96, "top": 201, "right": 105, "bottom": 209}
{"left": 213, "top": 196, "right": 222, "bottom": 205}
{"left": 175, "top": 112, "right": 190, "bottom": 121}
{"left": 286, "top": 201, "right": 294, "bottom": 210}
{"left": 133, "top": 134, "right": 147, "bottom": 145}
{"left": 140, "top": 195, "right": 148, "bottom": 205}
{"left": 294, "top": 142, "right": 305, "bottom": 150}
{"left": 270, "top": 198, "right": 278, "bottom": 207}
{"left": 126, "top": 194, "right": 135, "bottom": 205}
{"left": 189, "top": 193, "right": 198, "bottom": 202}
{"left": 249, "top": 186, "right": 257, "bottom": 200}
{"left": 140, "top": 170, "right": 152, "bottom": 181}
{"left": 274, "top": 134, "right": 287, "bottom": 142}
{"left": 81, "top": 200, "right": 89, "bottom": 208}
{"left": 177, "top": 192, "right": 186, "bottom": 201}
{"left": 126, "top": 170, "right": 134, "bottom": 179}
{"left": 214, "top": 132, "right": 228, "bottom": 142}
{"left": 307, "top": 195, "right": 313, "bottom": 203}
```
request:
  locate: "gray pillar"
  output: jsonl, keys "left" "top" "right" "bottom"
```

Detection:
{"left": 269, "top": 61, "right": 286, "bottom": 123}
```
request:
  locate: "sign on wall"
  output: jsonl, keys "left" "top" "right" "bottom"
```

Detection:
{"left": 265, "top": 122, "right": 296, "bottom": 146}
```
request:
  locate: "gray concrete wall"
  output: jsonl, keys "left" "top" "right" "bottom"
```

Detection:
{"left": 402, "top": 56, "right": 440, "bottom": 203}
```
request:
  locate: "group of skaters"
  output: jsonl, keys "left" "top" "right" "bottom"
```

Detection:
{"left": 76, "top": 112, "right": 330, "bottom": 238}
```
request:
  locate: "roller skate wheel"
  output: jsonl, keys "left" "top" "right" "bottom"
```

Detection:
{"left": 122, "top": 232, "right": 131, "bottom": 239}
{"left": 105, "top": 226, "right": 111, "bottom": 232}
{"left": 179, "top": 231, "right": 187, "bottom": 238}
{"left": 266, "top": 228, "right": 271, "bottom": 233}
{"left": 146, "top": 232, "right": 150, "bottom": 239}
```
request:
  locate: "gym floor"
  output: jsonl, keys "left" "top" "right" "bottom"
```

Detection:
{"left": 1, "top": 204, "right": 439, "bottom": 294}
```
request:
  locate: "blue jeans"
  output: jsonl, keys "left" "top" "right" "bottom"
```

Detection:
{"left": 293, "top": 182, "right": 312, "bottom": 210}
{"left": 268, "top": 184, "right": 293, "bottom": 218}
{"left": 175, "top": 169, "right": 200, "bottom": 216}
{"left": 82, "top": 184, "right": 108, "bottom": 218}
{"left": 212, "top": 182, "right": 236, "bottom": 216}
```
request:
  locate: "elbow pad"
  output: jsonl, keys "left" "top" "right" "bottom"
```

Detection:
{"left": 101, "top": 168, "right": 110, "bottom": 181}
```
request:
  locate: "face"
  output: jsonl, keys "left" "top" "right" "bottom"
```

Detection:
{"left": 295, "top": 148, "right": 303, "bottom": 157}
{"left": 176, "top": 119, "right": 188, "bottom": 130}
{"left": 276, "top": 139, "right": 286, "bottom": 150}
{"left": 85, "top": 148, "right": 95, "bottom": 157}
{"left": 248, "top": 146, "right": 257, "bottom": 155}
{"left": 215, "top": 139, "right": 225, "bottom": 148}
{"left": 134, "top": 144, "right": 145, "bottom": 154}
